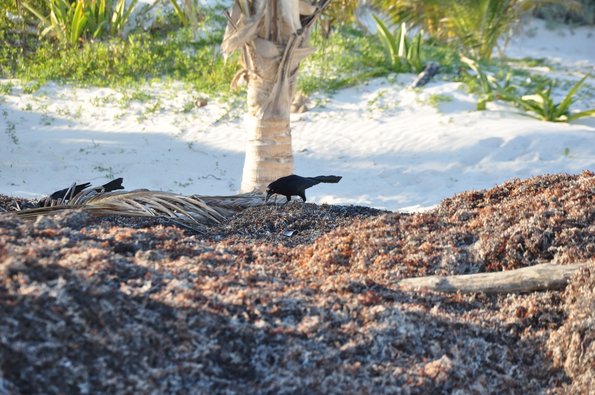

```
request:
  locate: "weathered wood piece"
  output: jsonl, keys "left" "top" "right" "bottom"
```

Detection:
{"left": 410, "top": 62, "right": 439, "bottom": 88}
{"left": 397, "top": 262, "right": 591, "bottom": 294}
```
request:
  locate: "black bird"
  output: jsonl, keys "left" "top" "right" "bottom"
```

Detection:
{"left": 96, "top": 177, "right": 125, "bottom": 194}
{"left": 48, "top": 182, "right": 91, "bottom": 201}
{"left": 41, "top": 177, "right": 125, "bottom": 206}
{"left": 265, "top": 174, "right": 342, "bottom": 203}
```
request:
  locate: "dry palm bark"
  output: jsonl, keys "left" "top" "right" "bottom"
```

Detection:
{"left": 222, "top": 0, "right": 331, "bottom": 192}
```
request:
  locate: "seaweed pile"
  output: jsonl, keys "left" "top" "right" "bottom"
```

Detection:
{"left": 0, "top": 171, "right": 593, "bottom": 394}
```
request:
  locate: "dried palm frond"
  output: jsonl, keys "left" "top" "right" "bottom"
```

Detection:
{"left": 197, "top": 192, "right": 266, "bottom": 218}
{"left": 16, "top": 187, "right": 266, "bottom": 232}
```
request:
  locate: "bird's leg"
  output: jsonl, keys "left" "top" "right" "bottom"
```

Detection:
{"left": 282, "top": 195, "right": 291, "bottom": 206}
{"left": 299, "top": 193, "right": 306, "bottom": 202}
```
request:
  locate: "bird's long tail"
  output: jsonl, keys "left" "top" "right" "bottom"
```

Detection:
{"left": 311, "top": 175, "right": 342, "bottom": 183}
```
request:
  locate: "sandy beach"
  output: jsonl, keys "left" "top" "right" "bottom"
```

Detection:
{"left": 1, "top": 18, "right": 593, "bottom": 210}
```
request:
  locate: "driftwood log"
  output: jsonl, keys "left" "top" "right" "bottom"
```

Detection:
{"left": 397, "top": 262, "right": 591, "bottom": 294}
{"left": 410, "top": 62, "right": 440, "bottom": 88}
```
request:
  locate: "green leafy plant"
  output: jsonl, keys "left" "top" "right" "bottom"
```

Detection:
{"left": 373, "top": 0, "right": 445, "bottom": 38}
{"left": 461, "top": 55, "right": 515, "bottom": 110}
{"left": 533, "top": 0, "right": 594, "bottom": 26}
{"left": 372, "top": 15, "right": 424, "bottom": 73}
{"left": 13, "top": 31, "right": 240, "bottom": 93}
{"left": 0, "top": 82, "right": 14, "bottom": 95}
{"left": 463, "top": 56, "right": 594, "bottom": 121}
{"left": 85, "top": 0, "right": 110, "bottom": 38}
{"left": 21, "top": 0, "right": 137, "bottom": 45}
{"left": 169, "top": 0, "right": 202, "bottom": 27}
{"left": 322, "top": 0, "right": 359, "bottom": 26}
{"left": 375, "top": 0, "right": 582, "bottom": 61}
{"left": 428, "top": 93, "right": 453, "bottom": 108}
{"left": 446, "top": 0, "right": 516, "bottom": 60}
{"left": 110, "top": 0, "right": 138, "bottom": 35}
{"left": 298, "top": 25, "right": 387, "bottom": 94}
{"left": 22, "top": 0, "right": 89, "bottom": 45}
{"left": 501, "top": 75, "right": 595, "bottom": 122}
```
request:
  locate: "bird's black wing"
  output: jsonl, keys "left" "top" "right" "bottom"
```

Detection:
{"left": 299, "top": 177, "right": 324, "bottom": 189}
{"left": 49, "top": 182, "right": 91, "bottom": 200}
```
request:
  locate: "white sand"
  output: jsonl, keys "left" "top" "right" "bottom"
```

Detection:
{"left": 1, "top": 18, "right": 594, "bottom": 211}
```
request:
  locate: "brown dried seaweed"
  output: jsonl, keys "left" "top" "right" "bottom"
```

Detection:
{"left": 0, "top": 171, "right": 593, "bottom": 394}
{"left": 548, "top": 264, "right": 595, "bottom": 394}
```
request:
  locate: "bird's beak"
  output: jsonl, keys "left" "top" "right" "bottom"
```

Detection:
{"left": 265, "top": 191, "right": 272, "bottom": 202}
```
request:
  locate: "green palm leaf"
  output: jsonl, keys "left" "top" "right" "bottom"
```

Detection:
{"left": 567, "top": 109, "right": 595, "bottom": 122}
{"left": 557, "top": 74, "right": 589, "bottom": 116}
{"left": 69, "top": 0, "right": 88, "bottom": 45}
{"left": 21, "top": 2, "right": 50, "bottom": 25}
{"left": 372, "top": 14, "right": 398, "bottom": 66}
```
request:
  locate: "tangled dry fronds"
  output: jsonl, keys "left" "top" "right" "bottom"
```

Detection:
{"left": 13, "top": 182, "right": 266, "bottom": 231}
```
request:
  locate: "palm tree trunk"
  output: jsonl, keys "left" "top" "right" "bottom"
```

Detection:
{"left": 241, "top": 117, "right": 293, "bottom": 192}
{"left": 240, "top": 20, "right": 299, "bottom": 193}
{"left": 222, "top": 0, "right": 329, "bottom": 193}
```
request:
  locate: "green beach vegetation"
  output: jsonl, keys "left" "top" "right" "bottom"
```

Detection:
{"left": 0, "top": 0, "right": 593, "bottom": 121}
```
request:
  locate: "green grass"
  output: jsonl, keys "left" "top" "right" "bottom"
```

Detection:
{"left": 499, "top": 74, "right": 595, "bottom": 122}
{"left": 503, "top": 57, "right": 549, "bottom": 68}
{"left": 0, "top": 82, "right": 14, "bottom": 95}
{"left": 459, "top": 55, "right": 595, "bottom": 121}
{"left": 427, "top": 93, "right": 453, "bottom": 108}
{"left": 2, "top": 109, "right": 19, "bottom": 145}
{"left": 119, "top": 90, "right": 154, "bottom": 105}
{"left": 2, "top": 1, "right": 591, "bottom": 125}
{"left": 298, "top": 26, "right": 459, "bottom": 95}
{"left": 0, "top": 1, "right": 452, "bottom": 98}
{"left": 297, "top": 26, "right": 387, "bottom": 94}
{"left": 7, "top": 30, "right": 240, "bottom": 95}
